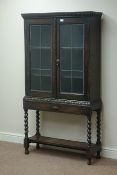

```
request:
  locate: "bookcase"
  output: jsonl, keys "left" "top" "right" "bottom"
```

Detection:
{"left": 22, "top": 11, "right": 102, "bottom": 164}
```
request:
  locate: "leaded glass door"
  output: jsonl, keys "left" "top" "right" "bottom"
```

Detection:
{"left": 25, "top": 18, "right": 55, "bottom": 97}
{"left": 57, "top": 18, "right": 89, "bottom": 100}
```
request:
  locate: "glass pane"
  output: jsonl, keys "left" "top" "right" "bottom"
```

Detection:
{"left": 41, "top": 25, "right": 51, "bottom": 47}
{"left": 31, "top": 49, "right": 40, "bottom": 68}
{"left": 30, "top": 24, "right": 52, "bottom": 92}
{"left": 40, "top": 70, "right": 51, "bottom": 91}
{"left": 72, "top": 71, "right": 83, "bottom": 93}
{"left": 60, "top": 23, "right": 84, "bottom": 94}
{"left": 60, "top": 25, "right": 71, "bottom": 47}
{"left": 60, "top": 48, "right": 71, "bottom": 70}
{"left": 41, "top": 48, "right": 51, "bottom": 69}
{"left": 31, "top": 69, "right": 41, "bottom": 90}
{"left": 72, "top": 48, "right": 83, "bottom": 70}
{"left": 72, "top": 24, "right": 83, "bottom": 47}
{"left": 30, "top": 25, "right": 41, "bottom": 47}
{"left": 61, "top": 71, "right": 71, "bottom": 93}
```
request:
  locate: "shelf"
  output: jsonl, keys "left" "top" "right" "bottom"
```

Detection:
{"left": 32, "top": 74, "right": 51, "bottom": 77}
{"left": 61, "top": 69, "right": 83, "bottom": 72}
{"left": 29, "top": 135, "right": 101, "bottom": 152}
{"left": 30, "top": 46, "right": 51, "bottom": 49}
{"left": 62, "top": 76, "right": 83, "bottom": 79}
{"left": 60, "top": 47, "right": 83, "bottom": 49}
{"left": 31, "top": 68, "right": 51, "bottom": 71}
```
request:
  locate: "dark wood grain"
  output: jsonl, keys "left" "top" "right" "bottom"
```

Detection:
{"left": 24, "top": 109, "right": 29, "bottom": 154}
{"left": 29, "top": 135, "right": 101, "bottom": 152}
{"left": 21, "top": 11, "right": 102, "bottom": 19}
{"left": 22, "top": 11, "right": 102, "bottom": 165}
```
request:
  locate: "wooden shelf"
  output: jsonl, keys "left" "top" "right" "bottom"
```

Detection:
{"left": 29, "top": 135, "right": 101, "bottom": 152}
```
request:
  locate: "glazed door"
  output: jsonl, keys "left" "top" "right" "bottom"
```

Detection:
{"left": 25, "top": 18, "right": 55, "bottom": 97}
{"left": 57, "top": 18, "right": 89, "bottom": 100}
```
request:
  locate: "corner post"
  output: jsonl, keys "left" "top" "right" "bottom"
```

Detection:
{"left": 24, "top": 109, "right": 29, "bottom": 154}
{"left": 96, "top": 109, "right": 101, "bottom": 158}
{"left": 87, "top": 111, "right": 92, "bottom": 165}
{"left": 36, "top": 110, "right": 40, "bottom": 149}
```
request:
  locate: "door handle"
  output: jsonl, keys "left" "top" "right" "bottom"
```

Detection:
{"left": 56, "top": 59, "right": 60, "bottom": 68}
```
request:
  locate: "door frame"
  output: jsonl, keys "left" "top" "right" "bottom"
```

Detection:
{"left": 56, "top": 17, "right": 90, "bottom": 100}
{"left": 24, "top": 18, "right": 57, "bottom": 98}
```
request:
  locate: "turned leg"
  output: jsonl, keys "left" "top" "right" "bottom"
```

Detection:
{"left": 87, "top": 112, "right": 92, "bottom": 165}
{"left": 96, "top": 109, "right": 101, "bottom": 159}
{"left": 24, "top": 109, "right": 29, "bottom": 154}
{"left": 36, "top": 110, "right": 40, "bottom": 149}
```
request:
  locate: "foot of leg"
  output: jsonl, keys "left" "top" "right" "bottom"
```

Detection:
{"left": 96, "top": 151, "right": 101, "bottom": 159}
{"left": 25, "top": 148, "right": 29, "bottom": 154}
{"left": 24, "top": 138, "right": 29, "bottom": 154}
{"left": 36, "top": 143, "right": 40, "bottom": 149}
{"left": 87, "top": 157, "right": 92, "bottom": 165}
